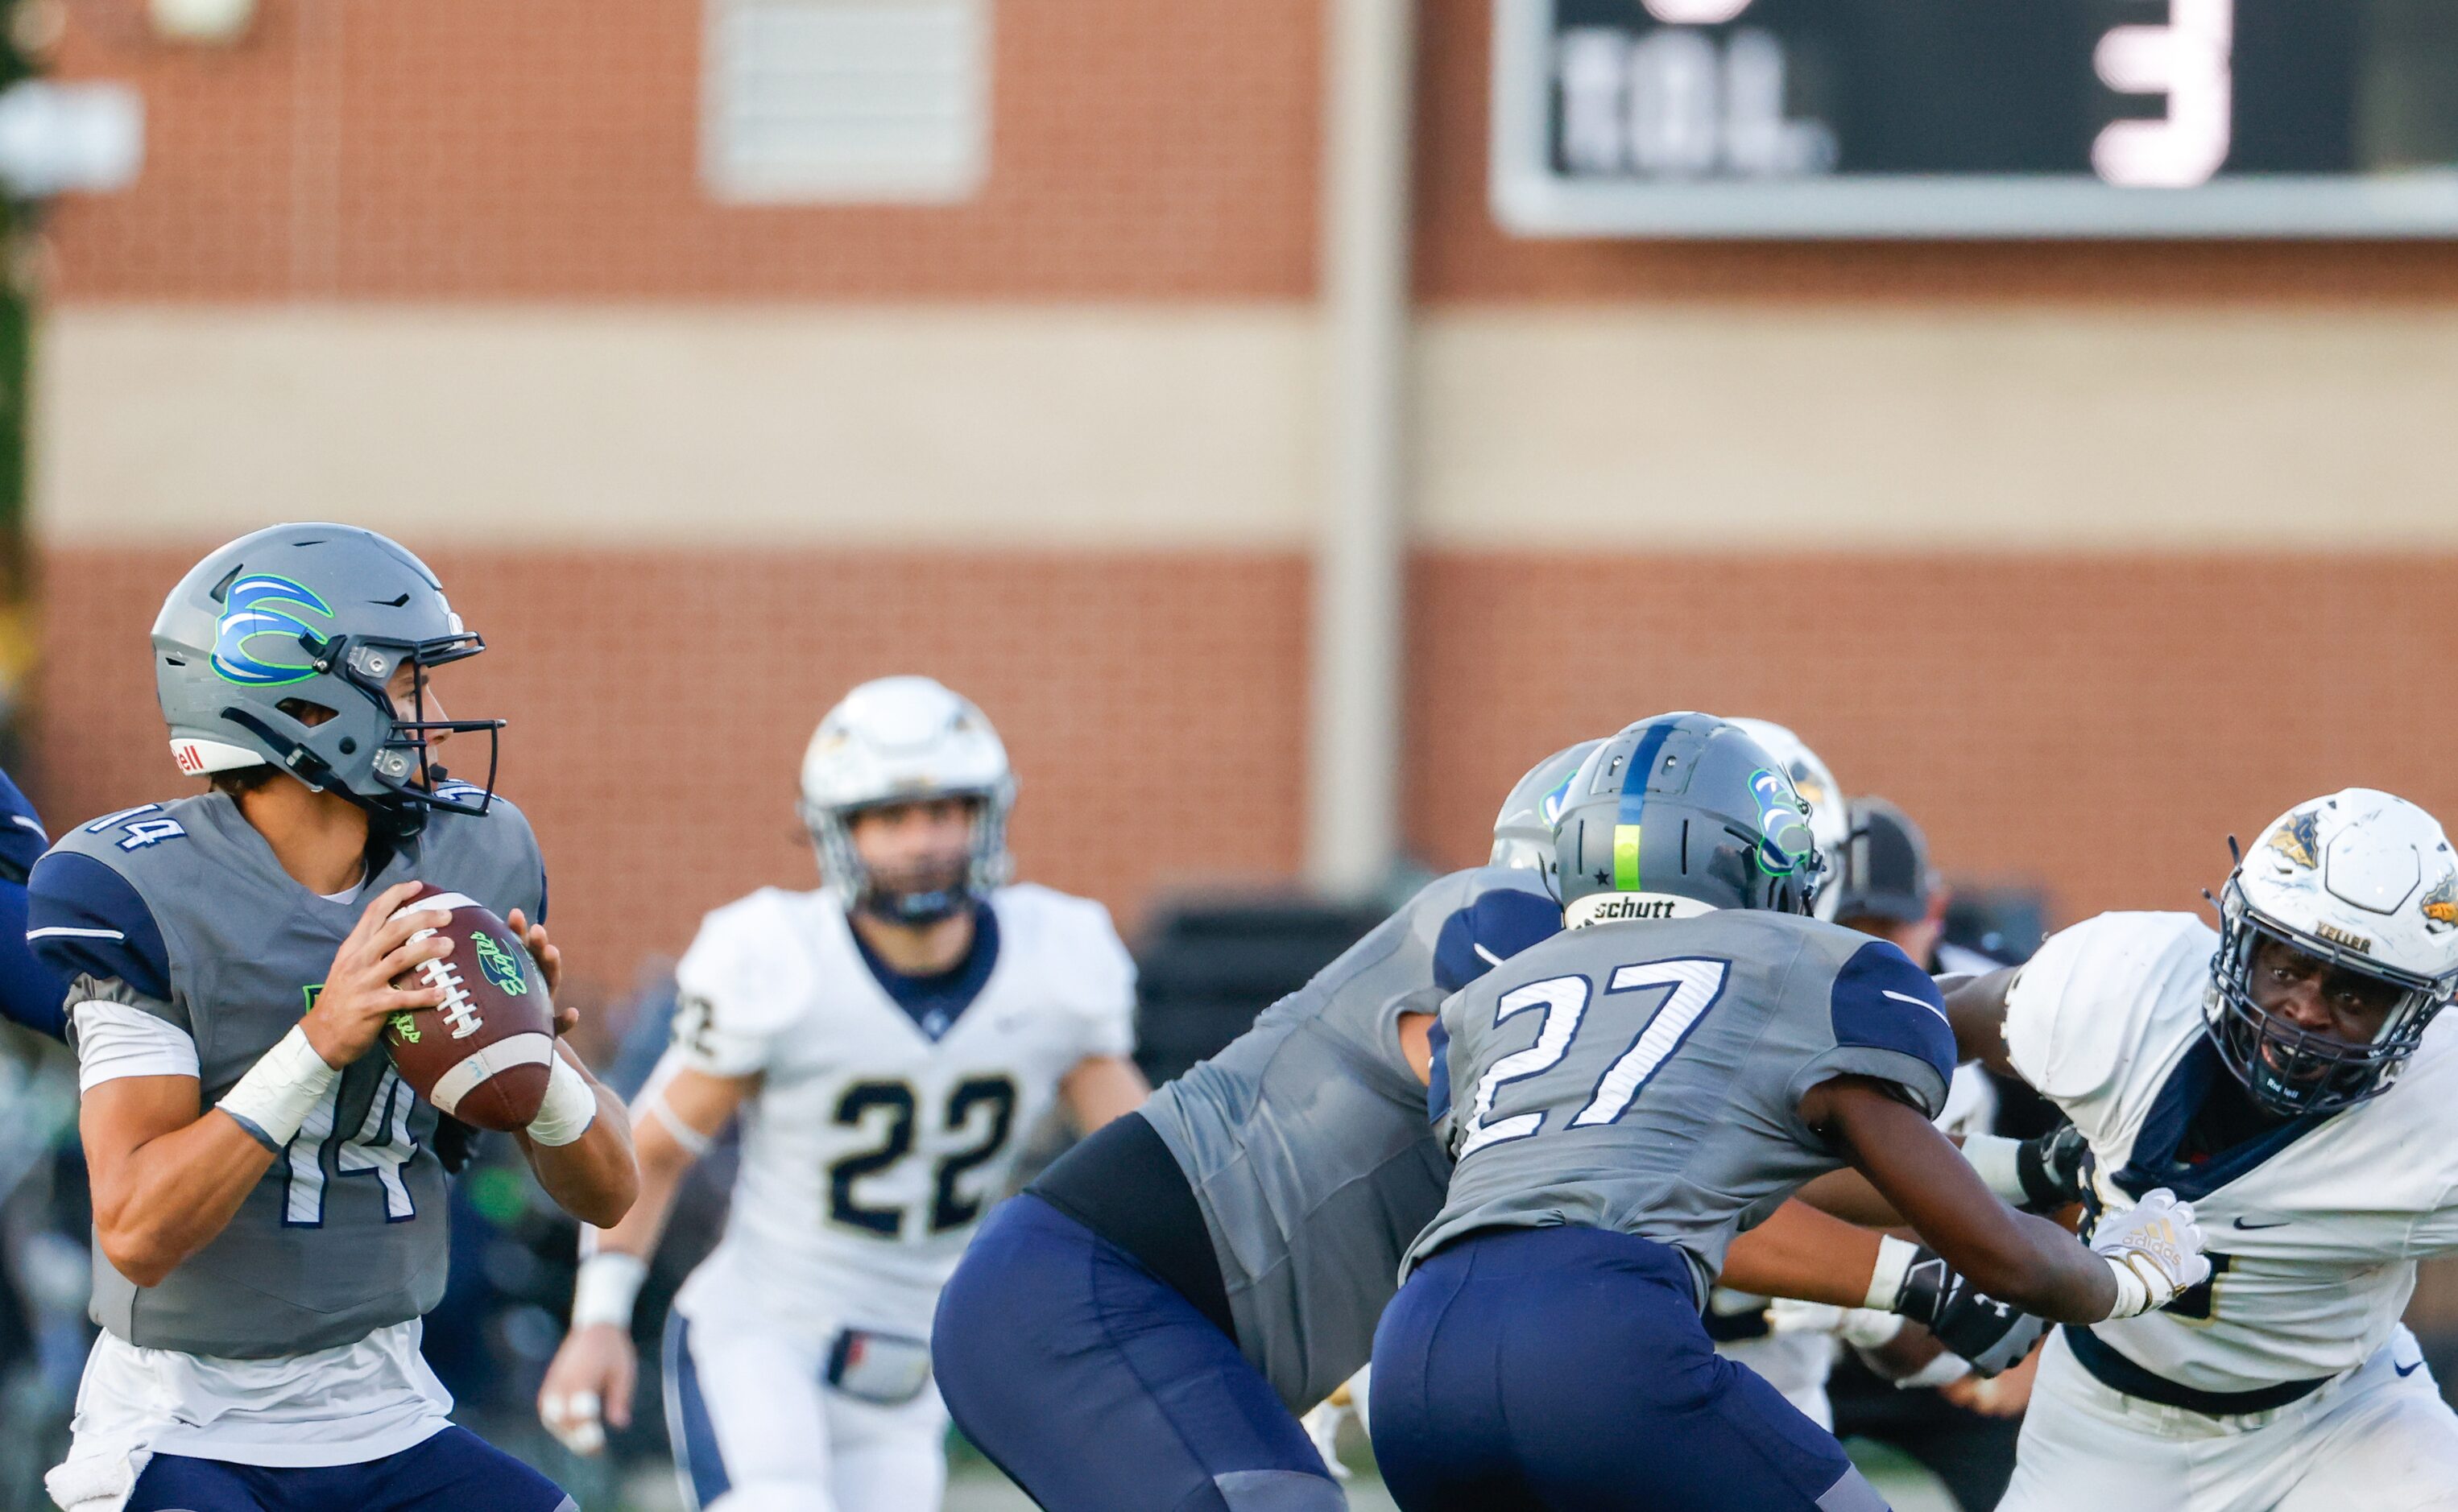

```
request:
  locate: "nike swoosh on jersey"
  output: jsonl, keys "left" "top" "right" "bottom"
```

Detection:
{"left": 2231, "top": 1216, "right": 2290, "bottom": 1230}
{"left": 1882, "top": 987, "right": 1953, "bottom": 1027}
{"left": 2397, "top": 1358, "right": 2426, "bottom": 1378}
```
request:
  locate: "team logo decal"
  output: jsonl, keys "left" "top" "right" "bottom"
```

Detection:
{"left": 1749, "top": 768, "right": 1815, "bottom": 877}
{"left": 2423, "top": 870, "right": 2458, "bottom": 932}
{"left": 214, "top": 575, "right": 335, "bottom": 687}
{"left": 1540, "top": 770, "right": 1576, "bottom": 827}
{"left": 470, "top": 930, "right": 530, "bottom": 996}
{"left": 2266, "top": 808, "right": 2321, "bottom": 870}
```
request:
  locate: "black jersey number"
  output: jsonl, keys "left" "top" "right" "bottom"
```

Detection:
{"left": 828, "top": 1075, "right": 1021, "bottom": 1239}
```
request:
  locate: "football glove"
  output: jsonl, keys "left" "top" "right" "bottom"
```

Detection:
{"left": 2092, "top": 1188, "right": 2212, "bottom": 1319}
{"left": 2016, "top": 1122, "right": 2092, "bottom": 1211}
{"left": 1891, "top": 1247, "right": 2046, "bottom": 1378}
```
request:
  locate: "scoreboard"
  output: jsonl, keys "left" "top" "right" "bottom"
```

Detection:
{"left": 1491, "top": 0, "right": 2458, "bottom": 237}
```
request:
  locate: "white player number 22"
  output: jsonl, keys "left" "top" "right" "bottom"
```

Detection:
{"left": 1455, "top": 958, "right": 1732, "bottom": 1160}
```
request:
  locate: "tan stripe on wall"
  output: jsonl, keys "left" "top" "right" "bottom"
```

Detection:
{"left": 37, "top": 304, "right": 2458, "bottom": 552}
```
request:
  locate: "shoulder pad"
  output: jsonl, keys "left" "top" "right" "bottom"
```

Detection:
{"left": 1434, "top": 881, "right": 1563, "bottom": 994}
{"left": 1828, "top": 937, "right": 1959, "bottom": 1097}
{"left": 675, "top": 888, "right": 820, "bottom": 1041}
{"left": 993, "top": 884, "right": 1136, "bottom": 1007}
{"left": 2005, "top": 911, "right": 2212, "bottom": 1103}
{"left": 0, "top": 767, "right": 47, "bottom": 882}
{"left": 27, "top": 849, "right": 172, "bottom": 1003}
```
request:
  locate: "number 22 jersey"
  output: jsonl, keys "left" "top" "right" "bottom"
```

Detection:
{"left": 665, "top": 883, "right": 1136, "bottom": 1340}
{"left": 1407, "top": 908, "right": 1957, "bottom": 1294}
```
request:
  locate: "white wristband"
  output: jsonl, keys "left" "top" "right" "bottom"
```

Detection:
{"left": 1864, "top": 1233, "right": 1920, "bottom": 1312}
{"left": 570, "top": 1251, "right": 648, "bottom": 1331}
{"left": 2102, "top": 1255, "right": 2155, "bottom": 1320}
{"left": 217, "top": 1025, "right": 339, "bottom": 1151}
{"left": 526, "top": 1056, "right": 599, "bottom": 1147}
{"left": 1893, "top": 1351, "right": 1973, "bottom": 1390}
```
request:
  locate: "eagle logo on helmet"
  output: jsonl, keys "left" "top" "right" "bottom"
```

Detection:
{"left": 2423, "top": 870, "right": 2458, "bottom": 932}
{"left": 212, "top": 575, "right": 335, "bottom": 688}
{"left": 2266, "top": 808, "right": 2322, "bottom": 871}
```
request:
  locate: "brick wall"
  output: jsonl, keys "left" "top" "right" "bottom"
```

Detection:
{"left": 31, "top": 546, "right": 1311, "bottom": 1005}
{"left": 48, "top": 0, "right": 1322, "bottom": 300}
{"left": 38, "top": 543, "right": 2458, "bottom": 1009}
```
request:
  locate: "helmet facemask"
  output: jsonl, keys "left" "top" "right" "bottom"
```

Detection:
{"left": 806, "top": 788, "right": 1013, "bottom": 927}
{"left": 219, "top": 628, "right": 503, "bottom": 837}
{"left": 2207, "top": 876, "right": 2451, "bottom": 1117}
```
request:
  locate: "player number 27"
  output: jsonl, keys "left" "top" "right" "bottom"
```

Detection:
{"left": 1455, "top": 958, "right": 1732, "bottom": 1160}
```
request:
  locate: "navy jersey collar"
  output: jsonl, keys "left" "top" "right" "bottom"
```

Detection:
{"left": 849, "top": 903, "right": 999, "bottom": 1043}
{"left": 2110, "top": 1037, "right": 2328, "bottom": 1203}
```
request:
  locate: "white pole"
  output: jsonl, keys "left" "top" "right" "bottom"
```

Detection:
{"left": 1309, "top": 0, "right": 1415, "bottom": 898}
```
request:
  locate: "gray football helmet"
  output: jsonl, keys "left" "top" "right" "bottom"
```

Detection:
{"left": 1551, "top": 712, "right": 1823, "bottom": 926}
{"left": 1490, "top": 738, "right": 1604, "bottom": 872}
{"left": 152, "top": 524, "right": 502, "bottom": 835}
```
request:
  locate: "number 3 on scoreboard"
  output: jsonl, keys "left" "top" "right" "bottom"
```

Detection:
{"left": 2093, "top": 0, "right": 2234, "bottom": 188}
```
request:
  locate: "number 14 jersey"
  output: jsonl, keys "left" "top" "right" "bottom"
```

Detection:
{"left": 667, "top": 884, "right": 1136, "bottom": 1341}
{"left": 1408, "top": 910, "right": 1958, "bottom": 1297}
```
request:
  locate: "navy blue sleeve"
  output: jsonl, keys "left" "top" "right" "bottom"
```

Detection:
{"left": 0, "top": 874, "right": 66, "bottom": 1039}
{"left": 0, "top": 766, "right": 48, "bottom": 884}
{"left": 1425, "top": 1018, "right": 1453, "bottom": 1125}
{"left": 1830, "top": 939, "right": 1959, "bottom": 1093}
{"left": 1433, "top": 888, "right": 1563, "bottom": 994}
{"left": 26, "top": 851, "right": 173, "bottom": 1006}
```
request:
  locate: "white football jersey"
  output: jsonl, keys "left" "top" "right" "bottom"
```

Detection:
{"left": 2006, "top": 910, "right": 2458, "bottom": 1394}
{"left": 666, "top": 883, "right": 1136, "bottom": 1341}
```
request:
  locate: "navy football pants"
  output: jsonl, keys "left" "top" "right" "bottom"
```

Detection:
{"left": 933, "top": 1193, "right": 1345, "bottom": 1512}
{"left": 126, "top": 1426, "right": 573, "bottom": 1512}
{"left": 1370, "top": 1225, "right": 1891, "bottom": 1512}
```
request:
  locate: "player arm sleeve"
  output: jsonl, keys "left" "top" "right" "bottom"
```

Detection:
{"left": 27, "top": 851, "right": 185, "bottom": 1049}
{"left": 1069, "top": 905, "right": 1140, "bottom": 1060}
{"left": 1788, "top": 940, "right": 1959, "bottom": 1129}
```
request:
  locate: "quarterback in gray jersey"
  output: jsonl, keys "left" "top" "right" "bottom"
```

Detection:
{"left": 28, "top": 526, "right": 637, "bottom": 1512}
{"left": 1368, "top": 714, "right": 2216, "bottom": 1512}
{"left": 933, "top": 744, "right": 1589, "bottom": 1512}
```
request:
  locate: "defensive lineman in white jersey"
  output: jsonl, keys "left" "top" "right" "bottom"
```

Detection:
{"left": 537, "top": 677, "right": 1149, "bottom": 1512}
{"left": 1947, "top": 789, "right": 2458, "bottom": 1510}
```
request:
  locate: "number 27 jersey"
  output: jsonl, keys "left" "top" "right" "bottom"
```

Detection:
{"left": 667, "top": 883, "right": 1136, "bottom": 1339}
{"left": 1407, "top": 910, "right": 1957, "bottom": 1292}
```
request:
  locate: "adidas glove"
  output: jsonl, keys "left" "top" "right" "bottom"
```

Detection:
{"left": 2092, "top": 1188, "right": 2212, "bottom": 1320}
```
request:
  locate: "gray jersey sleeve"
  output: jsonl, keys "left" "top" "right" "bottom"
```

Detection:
{"left": 1411, "top": 911, "right": 1955, "bottom": 1294}
{"left": 1138, "top": 865, "right": 1563, "bottom": 1410}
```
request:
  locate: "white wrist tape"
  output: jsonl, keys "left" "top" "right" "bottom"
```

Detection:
{"left": 217, "top": 1025, "right": 339, "bottom": 1151}
{"left": 570, "top": 1251, "right": 648, "bottom": 1331}
{"left": 1894, "top": 1351, "right": 1973, "bottom": 1390}
{"left": 1961, "top": 1133, "right": 2029, "bottom": 1205}
{"left": 1864, "top": 1233, "right": 1919, "bottom": 1312}
{"left": 1835, "top": 1307, "right": 1906, "bottom": 1351}
{"left": 2103, "top": 1255, "right": 2155, "bottom": 1320}
{"left": 526, "top": 1056, "right": 599, "bottom": 1147}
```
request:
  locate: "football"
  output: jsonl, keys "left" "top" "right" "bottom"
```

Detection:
{"left": 382, "top": 883, "right": 557, "bottom": 1133}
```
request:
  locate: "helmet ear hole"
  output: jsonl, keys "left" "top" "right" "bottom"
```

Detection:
{"left": 275, "top": 697, "right": 337, "bottom": 728}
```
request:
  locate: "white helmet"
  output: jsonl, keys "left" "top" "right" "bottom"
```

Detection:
{"left": 1728, "top": 719, "right": 1847, "bottom": 920}
{"left": 798, "top": 676, "right": 1016, "bottom": 923}
{"left": 2210, "top": 789, "right": 2458, "bottom": 1116}
{"left": 1490, "top": 739, "right": 1604, "bottom": 872}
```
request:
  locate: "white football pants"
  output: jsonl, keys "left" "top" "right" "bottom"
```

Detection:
{"left": 2001, "top": 1325, "right": 2458, "bottom": 1512}
{"left": 668, "top": 1311, "right": 948, "bottom": 1512}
